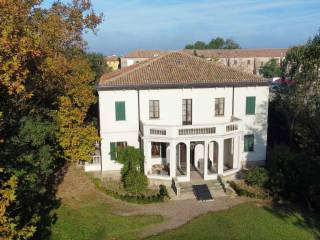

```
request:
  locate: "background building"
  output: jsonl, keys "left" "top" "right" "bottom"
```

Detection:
{"left": 105, "top": 55, "right": 120, "bottom": 71}
{"left": 121, "top": 48, "right": 287, "bottom": 76}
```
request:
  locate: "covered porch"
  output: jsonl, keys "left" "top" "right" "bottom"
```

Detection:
{"left": 143, "top": 135, "right": 241, "bottom": 182}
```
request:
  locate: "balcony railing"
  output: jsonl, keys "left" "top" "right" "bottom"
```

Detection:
{"left": 140, "top": 117, "right": 243, "bottom": 138}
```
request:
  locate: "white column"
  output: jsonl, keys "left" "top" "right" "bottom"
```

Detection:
{"left": 204, "top": 141, "right": 208, "bottom": 179}
{"left": 170, "top": 142, "right": 176, "bottom": 178}
{"left": 186, "top": 141, "right": 190, "bottom": 181}
{"left": 143, "top": 141, "right": 152, "bottom": 175}
{"left": 233, "top": 136, "right": 239, "bottom": 169}
{"left": 218, "top": 138, "right": 224, "bottom": 175}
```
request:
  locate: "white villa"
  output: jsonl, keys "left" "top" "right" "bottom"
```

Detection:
{"left": 91, "top": 52, "right": 269, "bottom": 184}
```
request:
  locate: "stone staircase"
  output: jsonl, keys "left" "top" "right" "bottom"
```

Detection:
{"left": 171, "top": 178, "right": 228, "bottom": 200}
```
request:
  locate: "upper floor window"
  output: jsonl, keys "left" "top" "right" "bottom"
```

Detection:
{"left": 182, "top": 99, "right": 192, "bottom": 125}
{"left": 149, "top": 100, "right": 160, "bottom": 119}
{"left": 115, "top": 101, "right": 126, "bottom": 121}
{"left": 244, "top": 135, "right": 254, "bottom": 152}
{"left": 234, "top": 60, "right": 238, "bottom": 65}
{"left": 215, "top": 98, "right": 225, "bottom": 116}
{"left": 246, "top": 96, "right": 256, "bottom": 115}
{"left": 110, "top": 141, "right": 127, "bottom": 160}
{"left": 247, "top": 60, "right": 251, "bottom": 65}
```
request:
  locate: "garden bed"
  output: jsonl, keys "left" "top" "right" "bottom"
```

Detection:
{"left": 229, "top": 180, "right": 271, "bottom": 200}
{"left": 86, "top": 173, "right": 169, "bottom": 204}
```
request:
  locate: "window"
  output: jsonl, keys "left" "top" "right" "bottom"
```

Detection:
{"left": 215, "top": 98, "right": 225, "bottom": 116}
{"left": 247, "top": 60, "right": 251, "bottom": 65}
{"left": 115, "top": 101, "right": 126, "bottom": 121}
{"left": 149, "top": 100, "right": 160, "bottom": 119}
{"left": 234, "top": 59, "right": 238, "bottom": 65}
{"left": 151, "top": 142, "right": 167, "bottom": 158}
{"left": 182, "top": 99, "right": 192, "bottom": 125}
{"left": 260, "top": 61, "right": 264, "bottom": 67}
{"left": 246, "top": 96, "right": 256, "bottom": 115}
{"left": 110, "top": 141, "right": 127, "bottom": 160}
{"left": 244, "top": 135, "right": 254, "bottom": 152}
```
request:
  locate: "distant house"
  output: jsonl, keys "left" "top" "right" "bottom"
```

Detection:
{"left": 105, "top": 55, "right": 120, "bottom": 71}
{"left": 89, "top": 52, "right": 269, "bottom": 184}
{"left": 120, "top": 50, "right": 166, "bottom": 68}
{"left": 121, "top": 48, "right": 287, "bottom": 76}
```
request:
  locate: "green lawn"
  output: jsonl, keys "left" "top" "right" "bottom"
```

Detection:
{"left": 148, "top": 203, "right": 318, "bottom": 240}
{"left": 50, "top": 195, "right": 163, "bottom": 240}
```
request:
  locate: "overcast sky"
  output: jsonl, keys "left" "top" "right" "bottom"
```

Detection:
{"left": 43, "top": 0, "right": 320, "bottom": 55}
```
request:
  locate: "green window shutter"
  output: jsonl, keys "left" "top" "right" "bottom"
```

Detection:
{"left": 160, "top": 143, "right": 167, "bottom": 158}
{"left": 110, "top": 142, "right": 116, "bottom": 160}
{"left": 115, "top": 101, "right": 126, "bottom": 121}
{"left": 246, "top": 97, "right": 256, "bottom": 115}
{"left": 244, "top": 135, "right": 254, "bottom": 152}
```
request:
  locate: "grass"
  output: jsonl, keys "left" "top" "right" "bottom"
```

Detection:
{"left": 147, "top": 203, "right": 318, "bottom": 240}
{"left": 50, "top": 195, "right": 163, "bottom": 240}
{"left": 51, "top": 167, "right": 319, "bottom": 240}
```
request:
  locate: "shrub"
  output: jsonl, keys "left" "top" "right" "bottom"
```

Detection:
{"left": 229, "top": 181, "right": 270, "bottom": 200}
{"left": 159, "top": 185, "right": 169, "bottom": 198}
{"left": 244, "top": 167, "right": 269, "bottom": 187}
{"left": 124, "top": 170, "right": 148, "bottom": 194}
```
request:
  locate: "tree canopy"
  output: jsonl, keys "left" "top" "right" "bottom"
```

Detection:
{"left": 267, "top": 30, "right": 320, "bottom": 210}
{"left": 185, "top": 37, "right": 240, "bottom": 49}
{"left": 259, "top": 59, "right": 281, "bottom": 78}
{"left": 0, "top": 0, "right": 103, "bottom": 238}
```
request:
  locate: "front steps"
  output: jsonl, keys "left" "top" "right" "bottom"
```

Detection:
{"left": 181, "top": 180, "right": 226, "bottom": 197}
{"left": 171, "top": 178, "right": 228, "bottom": 200}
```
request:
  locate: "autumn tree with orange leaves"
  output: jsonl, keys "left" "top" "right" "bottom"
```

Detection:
{"left": 0, "top": 0, "right": 103, "bottom": 238}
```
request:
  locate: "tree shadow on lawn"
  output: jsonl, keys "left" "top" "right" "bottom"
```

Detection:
{"left": 40, "top": 163, "right": 70, "bottom": 239}
{"left": 263, "top": 201, "right": 320, "bottom": 238}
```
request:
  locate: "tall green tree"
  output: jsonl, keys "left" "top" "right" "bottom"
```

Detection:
{"left": 268, "top": 30, "right": 320, "bottom": 209}
{"left": 223, "top": 38, "right": 240, "bottom": 49}
{"left": 193, "top": 41, "right": 207, "bottom": 49}
{"left": 184, "top": 37, "right": 240, "bottom": 49}
{"left": 208, "top": 37, "right": 225, "bottom": 49}
{"left": 259, "top": 59, "right": 281, "bottom": 78}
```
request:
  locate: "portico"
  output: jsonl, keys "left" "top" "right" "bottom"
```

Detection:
{"left": 143, "top": 128, "right": 242, "bottom": 182}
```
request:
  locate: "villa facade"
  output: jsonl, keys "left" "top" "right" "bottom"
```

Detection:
{"left": 94, "top": 52, "right": 269, "bottom": 183}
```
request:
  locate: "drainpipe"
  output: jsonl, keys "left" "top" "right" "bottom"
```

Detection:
{"left": 232, "top": 86, "right": 235, "bottom": 118}
{"left": 137, "top": 89, "right": 141, "bottom": 141}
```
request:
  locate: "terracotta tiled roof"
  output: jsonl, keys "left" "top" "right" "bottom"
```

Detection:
{"left": 183, "top": 48, "right": 288, "bottom": 58}
{"left": 124, "top": 50, "right": 167, "bottom": 58}
{"left": 98, "top": 52, "right": 266, "bottom": 90}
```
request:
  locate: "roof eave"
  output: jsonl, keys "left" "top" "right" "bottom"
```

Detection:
{"left": 96, "top": 80, "right": 269, "bottom": 91}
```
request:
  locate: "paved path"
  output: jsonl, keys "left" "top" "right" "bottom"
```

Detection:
{"left": 131, "top": 197, "right": 247, "bottom": 238}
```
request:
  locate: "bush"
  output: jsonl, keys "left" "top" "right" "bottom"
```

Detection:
{"left": 159, "top": 184, "right": 169, "bottom": 197}
{"left": 229, "top": 181, "right": 270, "bottom": 200}
{"left": 244, "top": 167, "right": 269, "bottom": 187}
{"left": 124, "top": 170, "right": 148, "bottom": 194}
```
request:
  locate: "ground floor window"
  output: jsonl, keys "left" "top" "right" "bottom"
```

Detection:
{"left": 110, "top": 141, "right": 127, "bottom": 160}
{"left": 151, "top": 142, "right": 167, "bottom": 158}
{"left": 244, "top": 134, "right": 254, "bottom": 152}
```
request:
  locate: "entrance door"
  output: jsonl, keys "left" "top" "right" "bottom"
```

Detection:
{"left": 179, "top": 143, "right": 186, "bottom": 168}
